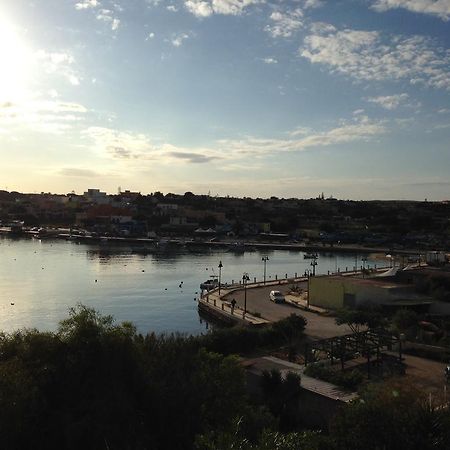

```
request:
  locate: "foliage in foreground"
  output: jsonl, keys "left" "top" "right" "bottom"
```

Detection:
{"left": 0, "top": 305, "right": 247, "bottom": 450}
{"left": 3, "top": 306, "right": 450, "bottom": 450}
{"left": 197, "top": 381, "right": 450, "bottom": 450}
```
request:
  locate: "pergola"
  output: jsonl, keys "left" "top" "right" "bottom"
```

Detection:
{"left": 305, "top": 330, "right": 403, "bottom": 378}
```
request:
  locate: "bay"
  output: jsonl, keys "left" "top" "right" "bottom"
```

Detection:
{"left": 0, "top": 237, "right": 383, "bottom": 335}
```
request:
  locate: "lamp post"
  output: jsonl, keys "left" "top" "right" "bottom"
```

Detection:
{"left": 386, "top": 254, "right": 392, "bottom": 268}
{"left": 262, "top": 256, "right": 269, "bottom": 284}
{"left": 362, "top": 256, "right": 367, "bottom": 278}
{"left": 310, "top": 257, "right": 318, "bottom": 276}
{"left": 218, "top": 260, "right": 223, "bottom": 296}
{"left": 242, "top": 272, "right": 250, "bottom": 315}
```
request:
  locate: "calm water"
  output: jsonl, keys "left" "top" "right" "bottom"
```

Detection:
{"left": 0, "top": 237, "right": 382, "bottom": 335}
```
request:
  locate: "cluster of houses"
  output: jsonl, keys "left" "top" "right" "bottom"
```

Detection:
{"left": 1, "top": 189, "right": 450, "bottom": 248}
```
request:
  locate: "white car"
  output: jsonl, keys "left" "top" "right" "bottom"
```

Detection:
{"left": 269, "top": 290, "right": 285, "bottom": 303}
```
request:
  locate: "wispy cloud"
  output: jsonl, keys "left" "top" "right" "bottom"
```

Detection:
{"left": 304, "top": 0, "right": 324, "bottom": 8}
{"left": 75, "top": 0, "right": 99, "bottom": 10}
{"left": 218, "top": 116, "right": 386, "bottom": 156}
{"left": 171, "top": 33, "right": 191, "bottom": 47}
{"left": 34, "top": 50, "right": 81, "bottom": 85}
{"left": 263, "top": 57, "right": 278, "bottom": 64}
{"left": 366, "top": 93, "right": 410, "bottom": 110}
{"left": 82, "top": 116, "right": 385, "bottom": 167}
{"left": 371, "top": 0, "right": 450, "bottom": 21}
{"left": 0, "top": 98, "right": 88, "bottom": 134}
{"left": 166, "top": 151, "right": 220, "bottom": 163}
{"left": 265, "top": 8, "right": 304, "bottom": 38}
{"left": 82, "top": 126, "right": 220, "bottom": 164}
{"left": 184, "top": 0, "right": 261, "bottom": 18}
{"left": 301, "top": 24, "right": 450, "bottom": 90}
{"left": 96, "top": 8, "right": 121, "bottom": 31}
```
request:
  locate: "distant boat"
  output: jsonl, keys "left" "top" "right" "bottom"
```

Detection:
{"left": 200, "top": 276, "right": 219, "bottom": 291}
{"left": 303, "top": 252, "right": 318, "bottom": 259}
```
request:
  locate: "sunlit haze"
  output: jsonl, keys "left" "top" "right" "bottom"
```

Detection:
{"left": 1, "top": 1, "right": 450, "bottom": 200}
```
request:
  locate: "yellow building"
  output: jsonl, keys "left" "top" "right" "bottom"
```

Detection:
{"left": 309, "top": 275, "right": 430, "bottom": 310}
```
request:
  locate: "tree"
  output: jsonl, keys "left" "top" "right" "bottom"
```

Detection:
{"left": 272, "top": 314, "right": 307, "bottom": 361}
{"left": 0, "top": 305, "right": 251, "bottom": 450}
{"left": 331, "top": 381, "right": 450, "bottom": 450}
{"left": 392, "top": 309, "right": 419, "bottom": 337}
{"left": 261, "top": 370, "right": 302, "bottom": 431}
{"left": 335, "top": 307, "right": 385, "bottom": 334}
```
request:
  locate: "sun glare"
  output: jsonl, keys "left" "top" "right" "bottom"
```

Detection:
{"left": 0, "top": 14, "right": 32, "bottom": 103}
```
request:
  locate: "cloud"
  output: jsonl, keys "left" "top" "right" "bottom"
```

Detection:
{"left": 265, "top": 8, "right": 304, "bottom": 38}
{"left": 166, "top": 152, "right": 220, "bottom": 163}
{"left": 75, "top": 0, "right": 99, "bottom": 10}
{"left": 184, "top": 0, "right": 261, "bottom": 18}
{"left": 289, "top": 126, "right": 312, "bottom": 137}
{"left": 217, "top": 116, "right": 386, "bottom": 156}
{"left": 82, "top": 115, "right": 385, "bottom": 169}
{"left": 167, "top": 5, "right": 179, "bottom": 12}
{"left": 35, "top": 50, "right": 81, "bottom": 85}
{"left": 366, "top": 93, "right": 409, "bottom": 109}
{"left": 304, "top": 0, "right": 324, "bottom": 8}
{"left": 59, "top": 168, "right": 99, "bottom": 177}
{"left": 96, "top": 9, "right": 121, "bottom": 31}
{"left": 171, "top": 33, "right": 190, "bottom": 47}
{"left": 146, "top": 32, "right": 155, "bottom": 40}
{"left": 371, "top": 0, "right": 450, "bottom": 21}
{"left": 301, "top": 24, "right": 450, "bottom": 90}
{"left": 0, "top": 98, "right": 88, "bottom": 134}
{"left": 83, "top": 126, "right": 219, "bottom": 164}
{"left": 263, "top": 57, "right": 278, "bottom": 64}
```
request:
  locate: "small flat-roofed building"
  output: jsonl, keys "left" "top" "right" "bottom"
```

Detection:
{"left": 309, "top": 274, "right": 431, "bottom": 311}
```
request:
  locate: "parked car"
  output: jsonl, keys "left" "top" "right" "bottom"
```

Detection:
{"left": 269, "top": 290, "right": 285, "bottom": 303}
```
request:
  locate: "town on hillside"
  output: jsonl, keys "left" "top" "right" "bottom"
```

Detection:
{"left": 1, "top": 188, "right": 449, "bottom": 251}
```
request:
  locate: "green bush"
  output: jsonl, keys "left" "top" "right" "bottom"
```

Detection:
{"left": 304, "top": 364, "right": 364, "bottom": 391}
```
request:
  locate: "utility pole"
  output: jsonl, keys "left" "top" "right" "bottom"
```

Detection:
{"left": 218, "top": 260, "right": 223, "bottom": 296}
{"left": 262, "top": 256, "right": 269, "bottom": 284}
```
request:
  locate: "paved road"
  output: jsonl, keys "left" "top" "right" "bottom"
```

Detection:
{"left": 223, "top": 282, "right": 351, "bottom": 339}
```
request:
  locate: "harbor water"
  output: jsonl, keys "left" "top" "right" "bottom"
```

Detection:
{"left": 0, "top": 237, "right": 382, "bottom": 335}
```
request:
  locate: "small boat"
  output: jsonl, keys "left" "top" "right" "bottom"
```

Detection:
{"left": 200, "top": 276, "right": 219, "bottom": 291}
{"left": 303, "top": 252, "right": 318, "bottom": 259}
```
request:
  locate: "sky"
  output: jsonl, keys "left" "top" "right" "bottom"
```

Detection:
{"left": 0, "top": 0, "right": 449, "bottom": 200}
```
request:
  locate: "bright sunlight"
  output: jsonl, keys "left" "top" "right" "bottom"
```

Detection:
{"left": 0, "top": 13, "right": 32, "bottom": 103}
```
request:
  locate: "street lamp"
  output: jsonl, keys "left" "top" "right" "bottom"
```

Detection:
{"left": 310, "top": 257, "right": 318, "bottom": 276}
{"left": 362, "top": 256, "right": 367, "bottom": 278}
{"left": 242, "top": 272, "right": 250, "bottom": 315}
{"left": 218, "top": 260, "right": 223, "bottom": 296}
{"left": 262, "top": 256, "right": 269, "bottom": 284}
{"left": 386, "top": 254, "right": 392, "bottom": 268}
